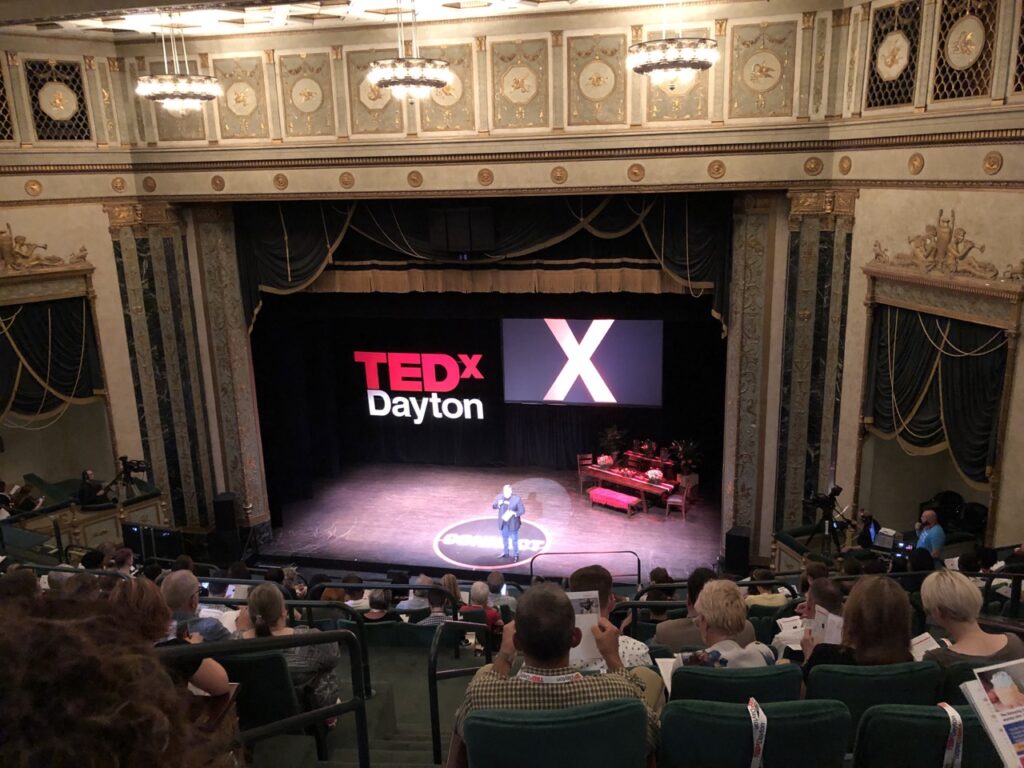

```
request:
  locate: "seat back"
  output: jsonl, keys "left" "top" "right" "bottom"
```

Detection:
{"left": 670, "top": 664, "right": 802, "bottom": 703}
{"left": 806, "top": 662, "right": 941, "bottom": 748}
{"left": 853, "top": 704, "right": 1000, "bottom": 768}
{"left": 659, "top": 699, "right": 849, "bottom": 768}
{"left": 940, "top": 660, "right": 990, "bottom": 706}
{"left": 576, "top": 453, "right": 594, "bottom": 470}
{"left": 646, "top": 643, "right": 674, "bottom": 660}
{"left": 216, "top": 652, "right": 302, "bottom": 732}
{"left": 749, "top": 616, "right": 778, "bottom": 645}
{"left": 464, "top": 699, "right": 647, "bottom": 768}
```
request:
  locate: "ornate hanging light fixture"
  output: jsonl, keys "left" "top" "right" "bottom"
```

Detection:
{"left": 367, "top": 0, "right": 452, "bottom": 99}
{"left": 627, "top": 36, "right": 719, "bottom": 91}
{"left": 135, "top": 18, "right": 221, "bottom": 116}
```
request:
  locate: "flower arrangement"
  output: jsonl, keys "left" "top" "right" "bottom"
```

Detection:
{"left": 597, "top": 454, "right": 614, "bottom": 467}
{"left": 646, "top": 468, "right": 664, "bottom": 483}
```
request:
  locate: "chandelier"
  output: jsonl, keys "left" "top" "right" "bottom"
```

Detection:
{"left": 135, "top": 20, "right": 221, "bottom": 116}
{"left": 367, "top": 0, "right": 452, "bottom": 99}
{"left": 627, "top": 37, "right": 719, "bottom": 90}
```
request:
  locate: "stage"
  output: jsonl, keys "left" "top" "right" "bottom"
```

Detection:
{"left": 262, "top": 463, "right": 721, "bottom": 580}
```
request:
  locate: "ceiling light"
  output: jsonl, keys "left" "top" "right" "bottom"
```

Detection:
{"left": 367, "top": 0, "right": 452, "bottom": 99}
{"left": 135, "top": 17, "right": 222, "bottom": 115}
{"left": 627, "top": 36, "right": 719, "bottom": 84}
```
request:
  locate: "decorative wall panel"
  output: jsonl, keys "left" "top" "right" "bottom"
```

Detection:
{"left": 811, "top": 17, "right": 828, "bottom": 116}
{"left": 644, "top": 28, "right": 711, "bottom": 123}
{"left": 24, "top": 58, "right": 92, "bottom": 141}
{"left": 566, "top": 32, "right": 627, "bottom": 127}
{"left": 418, "top": 43, "right": 476, "bottom": 133}
{"left": 277, "top": 51, "right": 336, "bottom": 138}
{"left": 1015, "top": 8, "right": 1024, "bottom": 92}
{"left": 0, "top": 66, "right": 14, "bottom": 141}
{"left": 213, "top": 55, "right": 270, "bottom": 140}
{"left": 489, "top": 37, "right": 551, "bottom": 130}
{"left": 149, "top": 59, "right": 206, "bottom": 142}
{"left": 865, "top": 1, "right": 922, "bottom": 109}
{"left": 96, "top": 60, "right": 119, "bottom": 145}
{"left": 729, "top": 21, "right": 798, "bottom": 118}
{"left": 931, "top": 0, "right": 998, "bottom": 101}
{"left": 345, "top": 47, "right": 405, "bottom": 136}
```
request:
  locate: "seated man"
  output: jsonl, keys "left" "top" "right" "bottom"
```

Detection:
{"left": 447, "top": 583, "right": 660, "bottom": 768}
{"left": 772, "top": 577, "right": 843, "bottom": 660}
{"left": 915, "top": 508, "right": 946, "bottom": 566}
{"left": 569, "top": 564, "right": 651, "bottom": 671}
{"left": 655, "top": 567, "right": 755, "bottom": 651}
{"left": 77, "top": 469, "right": 109, "bottom": 506}
{"left": 418, "top": 588, "right": 449, "bottom": 626}
{"left": 161, "top": 570, "right": 231, "bottom": 643}
{"left": 744, "top": 568, "right": 789, "bottom": 609}
{"left": 486, "top": 570, "right": 517, "bottom": 613}
{"left": 397, "top": 574, "right": 432, "bottom": 611}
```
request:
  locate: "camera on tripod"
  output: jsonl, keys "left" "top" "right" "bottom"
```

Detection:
{"left": 803, "top": 484, "right": 852, "bottom": 554}
{"left": 119, "top": 456, "right": 149, "bottom": 475}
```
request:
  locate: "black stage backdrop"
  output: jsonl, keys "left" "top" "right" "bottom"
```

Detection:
{"left": 252, "top": 292, "right": 726, "bottom": 526}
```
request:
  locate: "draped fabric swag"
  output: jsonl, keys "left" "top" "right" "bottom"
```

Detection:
{"left": 233, "top": 193, "right": 733, "bottom": 331}
{"left": 0, "top": 297, "right": 105, "bottom": 427}
{"left": 864, "top": 305, "right": 1007, "bottom": 488}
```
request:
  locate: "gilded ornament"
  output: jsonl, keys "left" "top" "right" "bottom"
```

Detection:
{"left": 477, "top": 168, "right": 494, "bottom": 186}
{"left": 273, "top": 173, "right": 289, "bottom": 190}
{"left": 211, "top": 175, "right": 226, "bottom": 191}
{"left": 0, "top": 223, "right": 88, "bottom": 272}
{"left": 24, "top": 180, "right": 42, "bottom": 197}
{"left": 871, "top": 208, "right": 998, "bottom": 279}
{"left": 982, "top": 151, "right": 1003, "bottom": 176}
{"left": 707, "top": 160, "right": 726, "bottom": 179}
{"left": 408, "top": 170, "right": 424, "bottom": 188}
{"left": 627, "top": 163, "right": 646, "bottom": 182}
{"left": 339, "top": 172, "right": 355, "bottom": 189}
{"left": 908, "top": 153, "right": 925, "bottom": 175}
{"left": 550, "top": 166, "right": 569, "bottom": 184}
{"left": 142, "top": 176, "right": 157, "bottom": 192}
{"left": 715, "top": 19, "right": 728, "bottom": 37}
{"left": 838, "top": 156, "right": 853, "bottom": 175}
{"left": 803, "top": 157, "right": 824, "bottom": 176}
{"left": 111, "top": 176, "right": 127, "bottom": 193}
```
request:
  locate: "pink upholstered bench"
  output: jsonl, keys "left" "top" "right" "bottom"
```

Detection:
{"left": 589, "top": 487, "right": 642, "bottom": 518}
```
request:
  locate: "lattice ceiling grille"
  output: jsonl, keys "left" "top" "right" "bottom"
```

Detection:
{"left": 865, "top": 0, "right": 922, "bottom": 110}
{"left": 931, "top": 0, "right": 997, "bottom": 101}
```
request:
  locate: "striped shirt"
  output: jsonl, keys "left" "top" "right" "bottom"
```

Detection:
{"left": 454, "top": 664, "right": 658, "bottom": 750}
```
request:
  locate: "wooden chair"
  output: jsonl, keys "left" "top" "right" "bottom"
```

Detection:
{"left": 665, "top": 493, "right": 686, "bottom": 519}
{"left": 576, "top": 453, "right": 594, "bottom": 495}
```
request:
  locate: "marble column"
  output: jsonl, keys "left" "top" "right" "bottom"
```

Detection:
{"left": 192, "top": 205, "right": 271, "bottom": 531}
{"left": 774, "top": 189, "right": 857, "bottom": 529}
{"left": 104, "top": 202, "right": 215, "bottom": 530}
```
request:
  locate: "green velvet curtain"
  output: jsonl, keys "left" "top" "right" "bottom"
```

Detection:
{"left": 865, "top": 305, "right": 1007, "bottom": 487}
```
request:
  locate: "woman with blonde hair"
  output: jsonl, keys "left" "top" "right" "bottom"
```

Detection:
{"left": 921, "top": 570, "right": 1024, "bottom": 668}
{"left": 802, "top": 575, "right": 911, "bottom": 681}
{"left": 681, "top": 579, "right": 775, "bottom": 668}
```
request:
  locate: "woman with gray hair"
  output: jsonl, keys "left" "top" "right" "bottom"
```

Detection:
{"left": 921, "top": 570, "right": 1024, "bottom": 668}
{"left": 681, "top": 579, "right": 775, "bottom": 668}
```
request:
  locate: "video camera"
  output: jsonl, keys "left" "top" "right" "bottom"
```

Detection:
{"left": 119, "top": 456, "right": 150, "bottom": 475}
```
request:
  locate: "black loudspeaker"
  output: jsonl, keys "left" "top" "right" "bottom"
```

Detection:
{"left": 724, "top": 526, "right": 751, "bottom": 576}
{"left": 210, "top": 492, "right": 241, "bottom": 564}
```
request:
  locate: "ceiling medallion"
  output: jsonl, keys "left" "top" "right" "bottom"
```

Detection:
{"left": 628, "top": 36, "right": 719, "bottom": 91}
{"left": 407, "top": 170, "right": 424, "bottom": 188}
{"left": 908, "top": 153, "right": 925, "bottom": 175}
{"left": 550, "top": 166, "right": 569, "bottom": 185}
{"left": 111, "top": 176, "right": 127, "bottom": 193}
{"left": 477, "top": 168, "right": 494, "bottom": 187}
{"left": 142, "top": 176, "right": 157, "bottom": 192}
{"left": 367, "top": 0, "right": 452, "bottom": 100}
{"left": 627, "top": 163, "right": 646, "bottom": 182}
{"left": 273, "top": 173, "right": 289, "bottom": 190}
{"left": 707, "top": 160, "right": 726, "bottom": 179}
{"left": 982, "top": 151, "right": 1003, "bottom": 176}
{"left": 803, "top": 157, "right": 824, "bottom": 177}
{"left": 38, "top": 81, "right": 79, "bottom": 121}
{"left": 210, "top": 175, "right": 225, "bottom": 191}
{"left": 838, "top": 156, "right": 853, "bottom": 175}
{"left": 339, "top": 172, "right": 355, "bottom": 189}
{"left": 135, "top": 17, "right": 222, "bottom": 116}
{"left": 24, "top": 180, "right": 42, "bottom": 197}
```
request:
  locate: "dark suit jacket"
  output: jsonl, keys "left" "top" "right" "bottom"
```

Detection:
{"left": 493, "top": 494, "right": 525, "bottom": 532}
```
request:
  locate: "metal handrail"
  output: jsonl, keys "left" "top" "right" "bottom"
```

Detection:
{"left": 154, "top": 630, "right": 369, "bottom": 768}
{"left": 427, "top": 620, "right": 493, "bottom": 765}
{"left": 633, "top": 579, "right": 799, "bottom": 601}
{"left": 24, "top": 564, "right": 130, "bottom": 581}
{"left": 309, "top": 581, "right": 466, "bottom": 617}
{"left": 528, "top": 550, "right": 642, "bottom": 584}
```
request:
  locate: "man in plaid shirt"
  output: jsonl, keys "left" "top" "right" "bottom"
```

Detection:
{"left": 446, "top": 583, "right": 660, "bottom": 767}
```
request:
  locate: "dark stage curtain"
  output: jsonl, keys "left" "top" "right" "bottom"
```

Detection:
{"left": 0, "top": 297, "right": 104, "bottom": 420}
{"left": 865, "top": 305, "right": 1006, "bottom": 486}
{"left": 234, "top": 193, "right": 732, "bottom": 331}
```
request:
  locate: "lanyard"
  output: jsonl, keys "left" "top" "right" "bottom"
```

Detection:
{"left": 938, "top": 703, "right": 963, "bottom": 768}
{"left": 747, "top": 698, "right": 767, "bottom": 768}
{"left": 516, "top": 670, "right": 584, "bottom": 684}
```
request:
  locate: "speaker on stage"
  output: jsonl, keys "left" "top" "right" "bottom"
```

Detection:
{"left": 724, "top": 526, "right": 751, "bottom": 576}
{"left": 211, "top": 492, "right": 241, "bottom": 564}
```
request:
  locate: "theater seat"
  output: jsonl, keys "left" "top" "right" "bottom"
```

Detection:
{"left": 806, "top": 661, "right": 942, "bottom": 748}
{"left": 853, "top": 704, "right": 1000, "bottom": 768}
{"left": 659, "top": 700, "right": 849, "bottom": 768}
{"left": 670, "top": 664, "right": 801, "bottom": 704}
{"left": 464, "top": 699, "right": 648, "bottom": 768}
{"left": 940, "top": 660, "right": 992, "bottom": 706}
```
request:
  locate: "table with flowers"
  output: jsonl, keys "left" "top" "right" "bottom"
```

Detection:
{"left": 583, "top": 460, "right": 678, "bottom": 515}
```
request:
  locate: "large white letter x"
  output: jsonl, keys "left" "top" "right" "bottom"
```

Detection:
{"left": 543, "top": 319, "right": 616, "bottom": 403}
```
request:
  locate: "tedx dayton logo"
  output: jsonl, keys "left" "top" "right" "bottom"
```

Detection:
{"left": 353, "top": 352, "right": 485, "bottom": 425}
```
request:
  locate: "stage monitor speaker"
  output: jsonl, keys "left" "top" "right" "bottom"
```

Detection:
{"left": 211, "top": 492, "right": 241, "bottom": 564}
{"left": 724, "top": 526, "right": 751, "bottom": 576}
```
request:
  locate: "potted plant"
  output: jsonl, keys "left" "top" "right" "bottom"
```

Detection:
{"left": 670, "top": 439, "right": 703, "bottom": 497}
{"left": 598, "top": 425, "right": 628, "bottom": 461}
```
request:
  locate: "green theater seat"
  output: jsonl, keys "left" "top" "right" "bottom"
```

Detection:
{"left": 853, "top": 704, "right": 1001, "bottom": 768}
{"left": 659, "top": 699, "right": 849, "bottom": 768}
{"left": 670, "top": 664, "right": 801, "bottom": 703}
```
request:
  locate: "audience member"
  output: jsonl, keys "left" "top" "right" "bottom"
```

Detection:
{"left": 236, "top": 583, "right": 340, "bottom": 710}
{"left": 111, "top": 547, "right": 135, "bottom": 576}
{"left": 468, "top": 581, "right": 502, "bottom": 632}
{"left": 446, "top": 583, "right": 661, "bottom": 768}
{"left": 569, "top": 565, "right": 651, "bottom": 671}
{"left": 775, "top": 578, "right": 843, "bottom": 658}
{"left": 486, "top": 570, "right": 517, "bottom": 612}
{"left": 63, "top": 572, "right": 102, "bottom": 600}
{"left": 641, "top": 586, "right": 673, "bottom": 624}
{"left": 441, "top": 573, "right": 464, "bottom": 610}
{"left": 141, "top": 561, "right": 165, "bottom": 582}
{"left": 161, "top": 570, "right": 231, "bottom": 643}
{"left": 363, "top": 589, "right": 396, "bottom": 622}
{"left": 838, "top": 557, "right": 864, "bottom": 594}
{"left": 227, "top": 561, "right": 251, "bottom": 599}
{"left": 799, "top": 561, "right": 829, "bottom": 593}
{"left": 264, "top": 567, "right": 298, "bottom": 599}
{"left": 79, "top": 549, "right": 105, "bottom": 570}
{"left": 745, "top": 569, "right": 788, "bottom": 608}
{"left": 655, "top": 566, "right": 755, "bottom": 651}
{"left": 0, "top": 596, "right": 223, "bottom": 767}
{"left": 681, "top": 579, "right": 774, "bottom": 668}
{"left": 862, "top": 557, "right": 887, "bottom": 575}
{"left": 0, "top": 568, "right": 40, "bottom": 600}
{"left": 903, "top": 548, "right": 936, "bottom": 592}
{"left": 801, "top": 575, "right": 912, "bottom": 681}
{"left": 198, "top": 570, "right": 241, "bottom": 633}
{"left": 77, "top": 468, "right": 108, "bottom": 505}
{"left": 44, "top": 567, "right": 74, "bottom": 595}
{"left": 171, "top": 554, "right": 195, "bottom": 573}
{"left": 342, "top": 573, "right": 370, "bottom": 610}
{"left": 397, "top": 574, "right": 432, "bottom": 611}
{"left": 419, "top": 588, "right": 449, "bottom": 626}
{"left": 916, "top": 508, "right": 946, "bottom": 564}
{"left": 921, "top": 570, "right": 1024, "bottom": 668}
{"left": 648, "top": 566, "right": 676, "bottom": 599}
{"left": 11, "top": 484, "right": 44, "bottom": 512}
{"left": 0, "top": 479, "right": 11, "bottom": 512}
{"left": 109, "top": 576, "right": 230, "bottom": 696}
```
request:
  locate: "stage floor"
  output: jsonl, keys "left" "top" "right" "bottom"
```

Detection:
{"left": 264, "top": 463, "right": 721, "bottom": 580}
